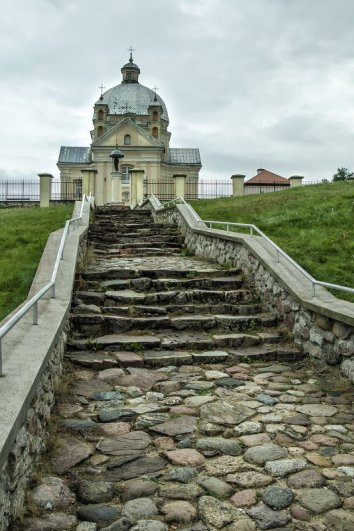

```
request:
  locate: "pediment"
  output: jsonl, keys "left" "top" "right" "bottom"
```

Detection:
{"left": 92, "top": 118, "right": 163, "bottom": 148}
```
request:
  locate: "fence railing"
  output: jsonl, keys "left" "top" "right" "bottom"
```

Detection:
{"left": 186, "top": 180, "right": 232, "bottom": 199}
{"left": 143, "top": 180, "right": 175, "bottom": 200}
{"left": 0, "top": 179, "right": 82, "bottom": 202}
{"left": 151, "top": 195, "right": 354, "bottom": 300}
{"left": 0, "top": 194, "right": 92, "bottom": 376}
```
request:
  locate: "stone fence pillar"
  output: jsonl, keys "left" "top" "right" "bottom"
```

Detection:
{"left": 173, "top": 174, "right": 187, "bottom": 198}
{"left": 38, "top": 173, "right": 53, "bottom": 208}
{"left": 231, "top": 174, "right": 245, "bottom": 197}
{"left": 289, "top": 175, "right": 304, "bottom": 187}
{"left": 130, "top": 169, "right": 145, "bottom": 206}
{"left": 81, "top": 169, "right": 97, "bottom": 197}
{"left": 111, "top": 171, "right": 122, "bottom": 203}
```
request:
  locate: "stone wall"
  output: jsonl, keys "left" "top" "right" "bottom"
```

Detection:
{"left": 0, "top": 201, "right": 90, "bottom": 530}
{"left": 145, "top": 202, "right": 354, "bottom": 377}
{"left": 0, "top": 329, "right": 67, "bottom": 530}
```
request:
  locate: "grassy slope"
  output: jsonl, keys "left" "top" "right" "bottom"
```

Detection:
{"left": 0, "top": 205, "right": 73, "bottom": 321}
{"left": 192, "top": 181, "right": 354, "bottom": 301}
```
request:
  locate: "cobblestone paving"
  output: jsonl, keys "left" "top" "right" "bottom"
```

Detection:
{"left": 18, "top": 207, "right": 354, "bottom": 531}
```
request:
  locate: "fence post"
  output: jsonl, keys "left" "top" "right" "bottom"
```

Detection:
{"left": 111, "top": 170, "right": 122, "bottom": 203}
{"left": 173, "top": 174, "right": 187, "bottom": 199}
{"left": 38, "top": 173, "right": 53, "bottom": 207}
{"left": 231, "top": 174, "right": 245, "bottom": 197}
{"left": 289, "top": 175, "right": 304, "bottom": 187}
{"left": 130, "top": 169, "right": 145, "bottom": 206}
{"left": 81, "top": 168, "right": 97, "bottom": 196}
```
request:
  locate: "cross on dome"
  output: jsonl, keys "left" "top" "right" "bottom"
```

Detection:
{"left": 127, "top": 46, "right": 136, "bottom": 63}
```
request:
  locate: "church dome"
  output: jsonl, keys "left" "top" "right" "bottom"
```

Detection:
{"left": 98, "top": 84, "right": 169, "bottom": 121}
{"left": 96, "top": 53, "right": 169, "bottom": 121}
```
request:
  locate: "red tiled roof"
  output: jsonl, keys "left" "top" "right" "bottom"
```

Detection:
{"left": 245, "top": 169, "right": 290, "bottom": 185}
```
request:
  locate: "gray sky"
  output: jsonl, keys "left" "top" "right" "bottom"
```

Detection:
{"left": 1, "top": 0, "right": 354, "bottom": 181}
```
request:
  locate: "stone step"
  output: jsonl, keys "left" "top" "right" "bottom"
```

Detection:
{"left": 82, "top": 268, "right": 241, "bottom": 281}
{"left": 68, "top": 330, "right": 282, "bottom": 352}
{"left": 92, "top": 236, "right": 183, "bottom": 246}
{"left": 107, "top": 241, "right": 183, "bottom": 250}
{"left": 101, "top": 248, "right": 182, "bottom": 256}
{"left": 104, "top": 288, "right": 252, "bottom": 305}
{"left": 99, "top": 276, "right": 244, "bottom": 293}
{"left": 101, "top": 302, "right": 264, "bottom": 317}
{"left": 70, "top": 312, "right": 276, "bottom": 336}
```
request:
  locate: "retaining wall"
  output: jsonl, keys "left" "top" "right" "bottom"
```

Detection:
{"left": 142, "top": 200, "right": 354, "bottom": 378}
{"left": 0, "top": 202, "right": 90, "bottom": 530}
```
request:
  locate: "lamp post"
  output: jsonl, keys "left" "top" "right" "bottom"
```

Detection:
{"left": 110, "top": 148, "right": 124, "bottom": 202}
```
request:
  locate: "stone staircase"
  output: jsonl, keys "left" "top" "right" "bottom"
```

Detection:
{"left": 19, "top": 205, "right": 354, "bottom": 531}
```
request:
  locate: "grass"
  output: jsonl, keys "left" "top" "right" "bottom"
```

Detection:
{"left": 0, "top": 205, "right": 73, "bottom": 321}
{"left": 191, "top": 181, "right": 354, "bottom": 302}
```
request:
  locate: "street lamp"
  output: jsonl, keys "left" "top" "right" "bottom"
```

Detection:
{"left": 110, "top": 148, "right": 124, "bottom": 171}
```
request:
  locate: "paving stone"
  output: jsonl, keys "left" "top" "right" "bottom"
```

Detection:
{"left": 196, "top": 437, "right": 242, "bottom": 456}
{"left": 243, "top": 443, "right": 287, "bottom": 466}
{"left": 150, "top": 415, "right": 197, "bottom": 436}
{"left": 77, "top": 505, "right": 120, "bottom": 522}
{"left": 77, "top": 481, "right": 114, "bottom": 503}
{"left": 239, "top": 433, "right": 271, "bottom": 447}
{"left": 62, "top": 418, "right": 98, "bottom": 432}
{"left": 234, "top": 421, "right": 263, "bottom": 435}
{"left": 130, "top": 521, "right": 168, "bottom": 531}
{"left": 27, "top": 513, "right": 78, "bottom": 531}
{"left": 200, "top": 401, "right": 254, "bottom": 426}
{"left": 105, "top": 456, "right": 166, "bottom": 481}
{"left": 296, "top": 404, "right": 338, "bottom": 417}
{"left": 52, "top": 437, "right": 94, "bottom": 474}
{"left": 246, "top": 503, "right": 291, "bottom": 530}
{"left": 324, "top": 509, "right": 354, "bottom": 530}
{"left": 97, "top": 368, "right": 125, "bottom": 381}
{"left": 122, "top": 498, "right": 158, "bottom": 522}
{"left": 286, "top": 469, "right": 325, "bottom": 488}
{"left": 290, "top": 504, "right": 311, "bottom": 522}
{"left": 230, "top": 489, "right": 257, "bottom": 507}
{"left": 256, "top": 394, "right": 278, "bottom": 406}
{"left": 265, "top": 458, "right": 308, "bottom": 477}
{"left": 262, "top": 485, "right": 294, "bottom": 509}
{"left": 298, "top": 488, "right": 342, "bottom": 514}
{"left": 97, "top": 431, "right": 151, "bottom": 457}
{"left": 95, "top": 421, "right": 131, "bottom": 437}
{"left": 161, "top": 500, "right": 197, "bottom": 524}
{"left": 198, "top": 476, "right": 234, "bottom": 499}
{"left": 159, "top": 482, "right": 204, "bottom": 500}
{"left": 120, "top": 479, "right": 159, "bottom": 502}
{"left": 29, "top": 476, "right": 75, "bottom": 509}
{"left": 332, "top": 453, "right": 354, "bottom": 466}
{"left": 198, "top": 496, "right": 237, "bottom": 529}
{"left": 164, "top": 466, "right": 197, "bottom": 483}
{"left": 226, "top": 471, "right": 274, "bottom": 488}
{"left": 185, "top": 395, "right": 216, "bottom": 407}
{"left": 165, "top": 449, "right": 205, "bottom": 466}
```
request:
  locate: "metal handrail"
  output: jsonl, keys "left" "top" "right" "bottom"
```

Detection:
{"left": 148, "top": 195, "right": 354, "bottom": 300}
{"left": 0, "top": 195, "right": 91, "bottom": 376}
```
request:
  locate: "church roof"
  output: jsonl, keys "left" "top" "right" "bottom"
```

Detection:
{"left": 58, "top": 146, "right": 91, "bottom": 164}
{"left": 246, "top": 169, "right": 289, "bottom": 185}
{"left": 168, "top": 148, "right": 201, "bottom": 165}
{"left": 98, "top": 84, "right": 169, "bottom": 121}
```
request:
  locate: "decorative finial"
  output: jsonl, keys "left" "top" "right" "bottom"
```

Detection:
{"left": 153, "top": 85, "right": 159, "bottom": 102}
{"left": 127, "top": 45, "right": 136, "bottom": 63}
{"left": 120, "top": 102, "right": 132, "bottom": 114}
{"left": 98, "top": 84, "right": 105, "bottom": 100}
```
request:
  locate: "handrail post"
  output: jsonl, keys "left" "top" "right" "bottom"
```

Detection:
{"left": 33, "top": 302, "right": 38, "bottom": 325}
{"left": 312, "top": 282, "right": 316, "bottom": 298}
{"left": 250, "top": 227, "right": 253, "bottom": 236}
{"left": 276, "top": 250, "right": 280, "bottom": 263}
{"left": 226, "top": 223, "right": 230, "bottom": 233}
{"left": 0, "top": 340, "right": 2, "bottom": 377}
{"left": 51, "top": 283, "right": 56, "bottom": 299}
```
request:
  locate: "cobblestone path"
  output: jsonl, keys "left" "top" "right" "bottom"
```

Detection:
{"left": 19, "top": 206, "right": 354, "bottom": 531}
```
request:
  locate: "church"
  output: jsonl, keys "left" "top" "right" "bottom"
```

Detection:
{"left": 57, "top": 51, "right": 202, "bottom": 205}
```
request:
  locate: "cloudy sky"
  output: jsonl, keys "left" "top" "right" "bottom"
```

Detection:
{"left": 1, "top": 0, "right": 354, "bottom": 181}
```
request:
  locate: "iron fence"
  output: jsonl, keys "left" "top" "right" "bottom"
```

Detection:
{"left": 186, "top": 180, "right": 232, "bottom": 199}
{"left": 0, "top": 179, "right": 82, "bottom": 202}
{"left": 143, "top": 180, "right": 175, "bottom": 200}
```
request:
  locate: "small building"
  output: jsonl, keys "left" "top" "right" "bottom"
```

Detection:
{"left": 57, "top": 52, "right": 201, "bottom": 205}
{"left": 244, "top": 169, "right": 290, "bottom": 195}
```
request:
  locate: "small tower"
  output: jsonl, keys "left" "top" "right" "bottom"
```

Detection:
{"left": 121, "top": 49, "right": 140, "bottom": 84}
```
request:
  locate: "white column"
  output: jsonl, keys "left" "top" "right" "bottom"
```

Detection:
{"left": 111, "top": 171, "right": 122, "bottom": 203}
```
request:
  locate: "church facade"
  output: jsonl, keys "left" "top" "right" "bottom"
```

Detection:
{"left": 57, "top": 53, "right": 201, "bottom": 205}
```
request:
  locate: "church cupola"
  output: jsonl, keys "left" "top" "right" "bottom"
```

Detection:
{"left": 121, "top": 48, "right": 140, "bottom": 84}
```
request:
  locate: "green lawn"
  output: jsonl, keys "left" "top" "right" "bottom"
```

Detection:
{"left": 0, "top": 206, "right": 73, "bottom": 322}
{"left": 191, "top": 181, "right": 354, "bottom": 302}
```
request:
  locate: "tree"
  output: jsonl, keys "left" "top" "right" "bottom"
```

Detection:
{"left": 332, "top": 167, "right": 354, "bottom": 181}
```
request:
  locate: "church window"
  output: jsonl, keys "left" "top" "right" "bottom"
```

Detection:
{"left": 152, "top": 127, "right": 158, "bottom": 138}
{"left": 152, "top": 110, "right": 158, "bottom": 121}
{"left": 124, "top": 134, "right": 131, "bottom": 145}
{"left": 97, "top": 109, "right": 104, "bottom": 120}
{"left": 97, "top": 126, "right": 104, "bottom": 137}
{"left": 121, "top": 166, "right": 132, "bottom": 183}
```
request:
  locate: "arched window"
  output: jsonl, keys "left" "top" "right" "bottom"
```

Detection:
{"left": 152, "top": 127, "right": 158, "bottom": 138}
{"left": 97, "top": 109, "right": 104, "bottom": 121}
{"left": 152, "top": 110, "right": 158, "bottom": 121}
{"left": 97, "top": 126, "right": 104, "bottom": 137}
{"left": 124, "top": 134, "right": 131, "bottom": 145}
